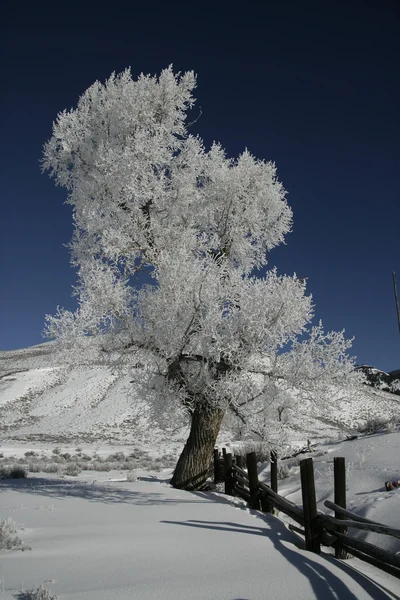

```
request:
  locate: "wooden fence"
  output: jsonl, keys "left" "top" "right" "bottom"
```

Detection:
{"left": 213, "top": 449, "right": 400, "bottom": 579}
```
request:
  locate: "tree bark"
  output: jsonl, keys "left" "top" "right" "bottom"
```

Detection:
{"left": 170, "top": 402, "right": 225, "bottom": 490}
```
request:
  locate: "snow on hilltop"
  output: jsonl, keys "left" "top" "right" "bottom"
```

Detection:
{"left": 355, "top": 365, "right": 400, "bottom": 396}
{"left": 1, "top": 343, "right": 400, "bottom": 451}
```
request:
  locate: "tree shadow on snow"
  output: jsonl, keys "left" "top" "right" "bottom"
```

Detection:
{"left": 160, "top": 514, "right": 399, "bottom": 600}
{"left": 0, "top": 476, "right": 210, "bottom": 506}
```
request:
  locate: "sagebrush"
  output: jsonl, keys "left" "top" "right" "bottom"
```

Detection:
{"left": 16, "top": 585, "right": 57, "bottom": 600}
{"left": 0, "top": 517, "right": 30, "bottom": 551}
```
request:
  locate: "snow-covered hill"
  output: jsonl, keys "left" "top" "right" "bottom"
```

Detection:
{"left": 0, "top": 344, "right": 188, "bottom": 458}
{"left": 1, "top": 344, "right": 400, "bottom": 454}
{"left": 356, "top": 365, "right": 400, "bottom": 396}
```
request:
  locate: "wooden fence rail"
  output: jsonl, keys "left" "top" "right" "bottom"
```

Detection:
{"left": 318, "top": 514, "right": 400, "bottom": 539}
{"left": 259, "top": 481, "right": 305, "bottom": 525}
{"left": 213, "top": 448, "right": 400, "bottom": 579}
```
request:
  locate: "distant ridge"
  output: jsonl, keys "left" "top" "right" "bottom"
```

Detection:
{"left": 355, "top": 365, "right": 400, "bottom": 396}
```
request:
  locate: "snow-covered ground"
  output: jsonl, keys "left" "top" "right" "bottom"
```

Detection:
{"left": 1, "top": 344, "right": 400, "bottom": 598}
{"left": 258, "top": 432, "right": 400, "bottom": 554}
{"left": 0, "top": 456, "right": 399, "bottom": 599}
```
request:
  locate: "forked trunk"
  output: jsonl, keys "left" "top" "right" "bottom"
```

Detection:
{"left": 171, "top": 402, "right": 225, "bottom": 490}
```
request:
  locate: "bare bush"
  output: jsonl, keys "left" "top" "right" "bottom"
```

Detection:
{"left": 108, "top": 452, "right": 126, "bottom": 461}
{"left": 232, "top": 441, "right": 271, "bottom": 463}
{"left": 0, "top": 465, "right": 27, "bottom": 479}
{"left": 28, "top": 463, "right": 41, "bottom": 473}
{"left": 79, "top": 454, "right": 92, "bottom": 461}
{"left": 42, "top": 463, "right": 60, "bottom": 474}
{"left": 16, "top": 584, "right": 57, "bottom": 600}
{"left": 277, "top": 464, "right": 292, "bottom": 480}
{"left": 0, "top": 518, "right": 30, "bottom": 551}
{"left": 357, "top": 417, "right": 390, "bottom": 434}
{"left": 64, "top": 464, "right": 81, "bottom": 476}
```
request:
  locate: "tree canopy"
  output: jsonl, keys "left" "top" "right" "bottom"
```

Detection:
{"left": 43, "top": 67, "right": 361, "bottom": 489}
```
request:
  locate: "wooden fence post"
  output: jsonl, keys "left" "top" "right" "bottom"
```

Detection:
{"left": 246, "top": 452, "right": 260, "bottom": 510}
{"left": 224, "top": 452, "right": 234, "bottom": 495}
{"left": 334, "top": 456, "right": 348, "bottom": 559}
{"left": 300, "top": 458, "right": 320, "bottom": 553}
{"left": 271, "top": 450, "right": 278, "bottom": 494}
{"left": 236, "top": 455, "right": 244, "bottom": 469}
{"left": 222, "top": 447, "right": 227, "bottom": 458}
{"left": 213, "top": 448, "right": 221, "bottom": 484}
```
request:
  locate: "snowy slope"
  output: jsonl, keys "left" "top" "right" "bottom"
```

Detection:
{"left": 356, "top": 365, "right": 400, "bottom": 395}
{"left": 256, "top": 432, "right": 400, "bottom": 556}
{"left": 1, "top": 344, "right": 400, "bottom": 452}
{"left": 0, "top": 344, "right": 188, "bottom": 453}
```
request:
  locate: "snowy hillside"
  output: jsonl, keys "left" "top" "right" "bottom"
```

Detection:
{"left": 1, "top": 344, "right": 400, "bottom": 453}
{"left": 0, "top": 343, "right": 188, "bottom": 458}
{"left": 356, "top": 365, "right": 400, "bottom": 396}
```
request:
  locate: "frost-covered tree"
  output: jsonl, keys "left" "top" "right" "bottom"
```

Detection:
{"left": 42, "top": 66, "right": 361, "bottom": 490}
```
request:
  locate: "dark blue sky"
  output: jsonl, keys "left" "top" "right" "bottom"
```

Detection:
{"left": 1, "top": 1, "right": 399, "bottom": 371}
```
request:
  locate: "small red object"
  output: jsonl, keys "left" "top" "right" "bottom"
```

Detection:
{"left": 385, "top": 480, "right": 400, "bottom": 491}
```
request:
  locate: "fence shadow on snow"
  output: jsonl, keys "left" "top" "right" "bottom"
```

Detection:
{"left": 212, "top": 448, "right": 400, "bottom": 582}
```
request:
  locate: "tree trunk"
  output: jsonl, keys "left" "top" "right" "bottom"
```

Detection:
{"left": 171, "top": 402, "right": 225, "bottom": 491}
